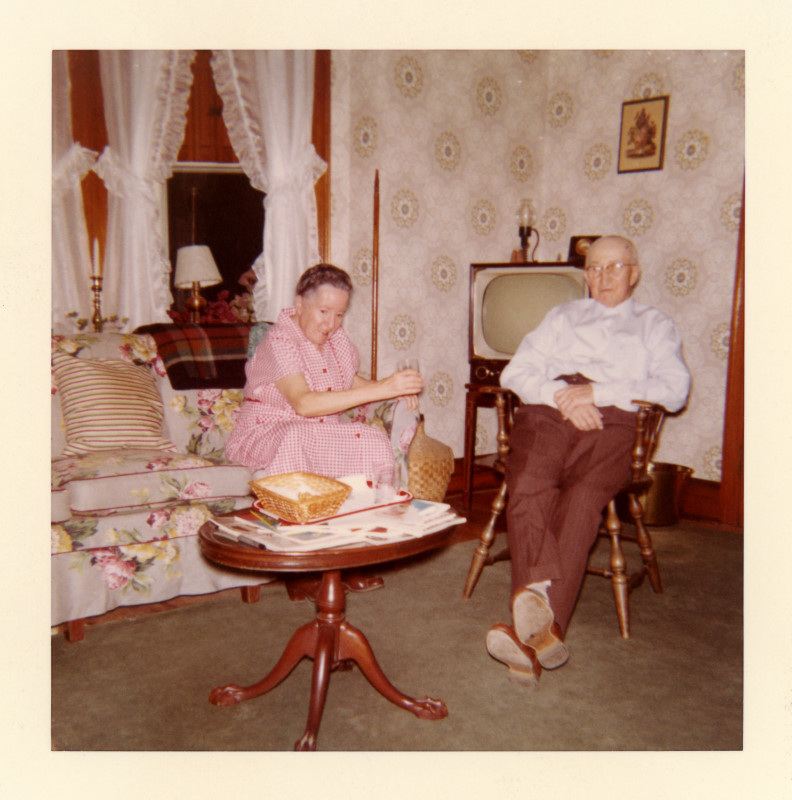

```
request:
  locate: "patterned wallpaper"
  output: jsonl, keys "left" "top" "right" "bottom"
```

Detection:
{"left": 329, "top": 50, "right": 745, "bottom": 481}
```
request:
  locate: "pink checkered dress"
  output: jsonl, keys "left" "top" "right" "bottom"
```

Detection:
{"left": 225, "top": 308, "right": 393, "bottom": 477}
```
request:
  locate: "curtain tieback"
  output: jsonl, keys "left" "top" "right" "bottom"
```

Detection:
{"left": 95, "top": 147, "right": 159, "bottom": 204}
{"left": 53, "top": 143, "right": 98, "bottom": 197}
{"left": 264, "top": 145, "right": 327, "bottom": 205}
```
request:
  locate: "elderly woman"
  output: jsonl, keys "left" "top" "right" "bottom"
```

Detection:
{"left": 226, "top": 264, "right": 423, "bottom": 479}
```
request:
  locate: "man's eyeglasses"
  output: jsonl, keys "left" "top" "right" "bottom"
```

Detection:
{"left": 583, "top": 261, "right": 634, "bottom": 278}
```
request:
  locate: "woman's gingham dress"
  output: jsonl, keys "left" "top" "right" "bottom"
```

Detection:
{"left": 225, "top": 308, "right": 393, "bottom": 477}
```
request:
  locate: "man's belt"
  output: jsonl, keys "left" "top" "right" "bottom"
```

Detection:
{"left": 555, "top": 372, "right": 593, "bottom": 385}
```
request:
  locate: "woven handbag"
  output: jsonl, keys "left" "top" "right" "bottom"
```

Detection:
{"left": 407, "top": 419, "right": 454, "bottom": 502}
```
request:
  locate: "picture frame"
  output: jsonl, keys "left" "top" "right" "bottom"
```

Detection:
{"left": 567, "top": 236, "right": 602, "bottom": 265}
{"left": 617, "top": 95, "right": 669, "bottom": 174}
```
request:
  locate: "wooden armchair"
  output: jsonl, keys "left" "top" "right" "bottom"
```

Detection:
{"left": 461, "top": 387, "right": 666, "bottom": 639}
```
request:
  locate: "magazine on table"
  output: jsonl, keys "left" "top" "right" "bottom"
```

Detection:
{"left": 211, "top": 474, "right": 466, "bottom": 552}
{"left": 210, "top": 517, "right": 368, "bottom": 552}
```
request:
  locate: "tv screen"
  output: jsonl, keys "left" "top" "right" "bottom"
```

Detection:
{"left": 482, "top": 273, "right": 585, "bottom": 355}
{"left": 470, "top": 264, "right": 587, "bottom": 363}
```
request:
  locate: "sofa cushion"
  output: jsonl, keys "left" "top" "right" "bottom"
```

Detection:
{"left": 247, "top": 321, "right": 272, "bottom": 358}
{"left": 51, "top": 448, "right": 252, "bottom": 515}
{"left": 51, "top": 496, "right": 270, "bottom": 627}
{"left": 52, "top": 332, "right": 166, "bottom": 460}
{"left": 53, "top": 351, "right": 176, "bottom": 455}
{"left": 51, "top": 485, "right": 71, "bottom": 524}
{"left": 157, "top": 382, "right": 244, "bottom": 459}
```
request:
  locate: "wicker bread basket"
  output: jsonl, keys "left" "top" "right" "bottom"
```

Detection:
{"left": 248, "top": 472, "right": 352, "bottom": 523}
{"left": 407, "top": 419, "right": 454, "bottom": 503}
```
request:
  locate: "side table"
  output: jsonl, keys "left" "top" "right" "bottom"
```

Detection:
{"left": 199, "top": 520, "right": 456, "bottom": 750}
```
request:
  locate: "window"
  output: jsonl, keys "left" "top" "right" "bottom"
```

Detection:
{"left": 164, "top": 163, "right": 265, "bottom": 316}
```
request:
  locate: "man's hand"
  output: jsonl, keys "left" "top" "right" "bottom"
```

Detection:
{"left": 554, "top": 385, "right": 603, "bottom": 430}
{"left": 564, "top": 404, "right": 604, "bottom": 431}
{"left": 554, "top": 384, "right": 595, "bottom": 417}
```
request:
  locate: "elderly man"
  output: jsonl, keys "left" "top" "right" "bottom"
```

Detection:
{"left": 486, "top": 235, "right": 690, "bottom": 685}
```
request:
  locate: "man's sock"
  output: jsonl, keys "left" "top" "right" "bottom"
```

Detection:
{"left": 528, "top": 580, "right": 551, "bottom": 603}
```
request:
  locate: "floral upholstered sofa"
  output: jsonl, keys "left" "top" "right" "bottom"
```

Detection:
{"left": 51, "top": 326, "right": 418, "bottom": 641}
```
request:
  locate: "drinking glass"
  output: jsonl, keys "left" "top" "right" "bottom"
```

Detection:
{"left": 397, "top": 357, "right": 420, "bottom": 373}
{"left": 371, "top": 460, "right": 396, "bottom": 504}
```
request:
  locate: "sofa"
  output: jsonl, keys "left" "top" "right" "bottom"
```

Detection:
{"left": 51, "top": 324, "right": 419, "bottom": 641}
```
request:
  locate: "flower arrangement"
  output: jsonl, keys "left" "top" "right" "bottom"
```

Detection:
{"left": 168, "top": 289, "right": 255, "bottom": 325}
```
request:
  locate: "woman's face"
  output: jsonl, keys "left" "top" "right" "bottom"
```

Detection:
{"left": 294, "top": 284, "right": 350, "bottom": 347}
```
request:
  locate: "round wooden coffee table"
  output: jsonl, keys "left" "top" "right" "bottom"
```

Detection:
{"left": 199, "top": 522, "right": 455, "bottom": 750}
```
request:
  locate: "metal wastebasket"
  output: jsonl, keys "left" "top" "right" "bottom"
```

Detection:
{"left": 640, "top": 462, "right": 693, "bottom": 526}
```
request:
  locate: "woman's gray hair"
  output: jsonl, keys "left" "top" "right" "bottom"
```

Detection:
{"left": 295, "top": 263, "right": 353, "bottom": 297}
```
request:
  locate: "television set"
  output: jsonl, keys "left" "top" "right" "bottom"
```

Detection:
{"left": 469, "top": 262, "right": 588, "bottom": 383}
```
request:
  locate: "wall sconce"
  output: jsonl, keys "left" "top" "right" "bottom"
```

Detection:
{"left": 174, "top": 245, "right": 222, "bottom": 323}
{"left": 517, "top": 199, "right": 540, "bottom": 263}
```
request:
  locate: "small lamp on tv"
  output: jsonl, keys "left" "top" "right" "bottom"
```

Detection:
{"left": 517, "top": 199, "right": 540, "bottom": 263}
{"left": 174, "top": 245, "right": 222, "bottom": 324}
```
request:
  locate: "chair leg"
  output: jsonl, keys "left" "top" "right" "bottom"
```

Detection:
{"left": 628, "top": 493, "right": 663, "bottom": 594}
{"left": 463, "top": 479, "right": 508, "bottom": 599}
{"left": 605, "top": 499, "right": 630, "bottom": 639}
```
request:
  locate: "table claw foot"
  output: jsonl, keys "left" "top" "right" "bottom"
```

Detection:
{"left": 295, "top": 732, "right": 317, "bottom": 751}
{"left": 209, "top": 685, "right": 248, "bottom": 706}
{"left": 404, "top": 696, "right": 449, "bottom": 720}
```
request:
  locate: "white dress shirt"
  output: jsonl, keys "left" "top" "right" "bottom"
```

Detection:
{"left": 500, "top": 296, "right": 690, "bottom": 413}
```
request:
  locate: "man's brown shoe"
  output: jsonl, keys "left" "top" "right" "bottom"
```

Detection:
{"left": 512, "top": 587, "right": 569, "bottom": 670}
{"left": 485, "top": 623, "right": 541, "bottom": 688}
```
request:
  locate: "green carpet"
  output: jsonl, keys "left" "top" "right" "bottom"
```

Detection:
{"left": 51, "top": 522, "right": 742, "bottom": 751}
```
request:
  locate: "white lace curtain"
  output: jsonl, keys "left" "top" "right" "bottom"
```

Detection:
{"left": 211, "top": 50, "right": 327, "bottom": 323}
{"left": 95, "top": 50, "right": 195, "bottom": 331}
{"left": 52, "top": 51, "right": 97, "bottom": 333}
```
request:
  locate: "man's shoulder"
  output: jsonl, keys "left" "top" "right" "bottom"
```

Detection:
{"left": 631, "top": 299, "right": 677, "bottom": 325}
{"left": 548, "top": 296, "right": 593, "bottom": 318}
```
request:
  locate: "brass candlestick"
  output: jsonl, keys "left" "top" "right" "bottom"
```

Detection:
{"left": 91, "top": 274, "right": 105, "bottom": 332}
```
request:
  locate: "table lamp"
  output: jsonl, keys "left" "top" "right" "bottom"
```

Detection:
{"left": 174, "top": 245, "right": 222, "bottom": 323}
{"left": 517, "top": 199, "right": 540, "bottom": 263}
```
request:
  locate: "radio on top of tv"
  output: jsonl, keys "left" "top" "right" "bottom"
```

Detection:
{"left": 469, "top": 262, "right": 587, "bottom": 384}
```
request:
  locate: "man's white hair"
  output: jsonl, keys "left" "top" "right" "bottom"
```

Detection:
{"left": 588, "top": 235, "right": 639, "bottom": 265}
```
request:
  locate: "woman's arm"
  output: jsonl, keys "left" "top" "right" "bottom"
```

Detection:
{"left": 276, "top": 369, "right": 423, "bottom": 418}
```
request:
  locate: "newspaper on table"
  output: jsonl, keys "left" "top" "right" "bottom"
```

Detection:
{"left": 211, "top": 474, "right": 465, "bottom": 552}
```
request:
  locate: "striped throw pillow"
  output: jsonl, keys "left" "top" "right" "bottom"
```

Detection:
{"left": 52, "top": 351, "right": 176, "bottom": 455}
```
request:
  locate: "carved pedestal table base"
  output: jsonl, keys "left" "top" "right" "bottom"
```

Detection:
{"left": 200, "top": 523, "right": 453, "bottom": 751}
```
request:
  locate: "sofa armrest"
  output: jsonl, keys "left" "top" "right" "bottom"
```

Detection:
{"left": 345, "top": 398, "right": 420, "bottom": 487}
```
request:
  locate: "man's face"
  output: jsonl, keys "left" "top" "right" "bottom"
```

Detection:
{"left": 584, "top": 238, "right": 641, "bottom": 308}
{"left": 294, "top": 284, "right": 350, "bottom": 347}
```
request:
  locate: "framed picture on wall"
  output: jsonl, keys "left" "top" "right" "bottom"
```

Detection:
{"left": 617, "top": 95, "right": 669, "bottom": 174}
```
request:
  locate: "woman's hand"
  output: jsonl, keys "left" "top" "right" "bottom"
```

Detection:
{"left": 383, "top": 368, "right": 423, "bottom": 399}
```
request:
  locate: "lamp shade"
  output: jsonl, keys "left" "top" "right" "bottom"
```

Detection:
{"left": 517, "top": 199, "right": 535, "bottom": 228}
{"left": 174, "top": 245, "right": 222, "bottom": 289}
